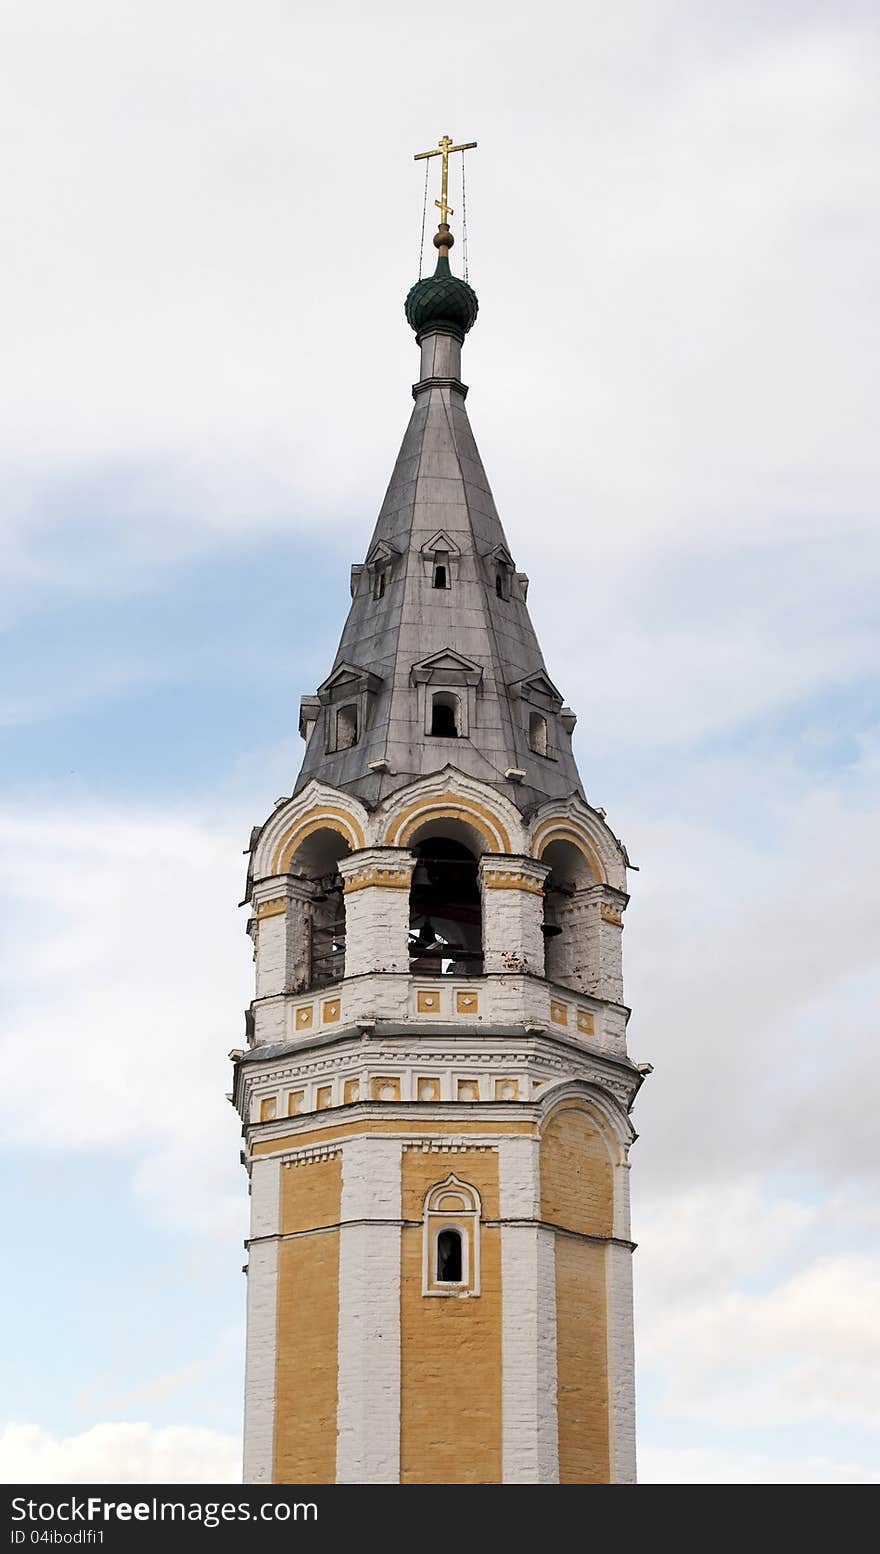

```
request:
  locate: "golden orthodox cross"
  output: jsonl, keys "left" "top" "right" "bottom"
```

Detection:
{"left": 414, "top": 134, "right": 477, "bottom": 226}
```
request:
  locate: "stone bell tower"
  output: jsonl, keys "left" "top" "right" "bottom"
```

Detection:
{"left": 232, "top": 146, "right": 647, "bottom": 1485}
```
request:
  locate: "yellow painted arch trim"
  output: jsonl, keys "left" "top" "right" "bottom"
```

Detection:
{"left": 273, "top": 808, "right": 366, "bottom": 874}
{"left": 531, "top": 820, "right": 605, "bottom": 883}
{"left": 385, "top": 793, "right": 512, "bottom": 853}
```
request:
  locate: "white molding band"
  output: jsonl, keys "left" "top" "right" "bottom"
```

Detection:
{"left": 335, "top": 1137, "right": 402, "bottom": 1483}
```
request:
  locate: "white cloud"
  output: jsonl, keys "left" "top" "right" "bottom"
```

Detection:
{"left": 0, "top": 802, "right": 250, "bottom": 1238}
{"left": 639, "top": 1445, "right": 880, "bottom": 1486}
{"left": 636, "top": 1184, "right": 880, "bottom": 1435}
{"left": 0, "top": 1422, "right": 240, "bottom": 1485}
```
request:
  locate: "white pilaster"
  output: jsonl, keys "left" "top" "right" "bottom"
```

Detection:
{"left": 242, "top": 1157, "right": 281, "bottom": 1484}
{"left": 479, "top": 856, "right": 549, "bottom": 976}
{"left": 336, "top": 1136, "right": 402, "bottom": 1483}
{"left": 338, "top": 848, "right": 415, "bottom": 977}
{"left": 605, "top": 1242, "right": 637, "bottom": 1484}
{"left": 499, "top": 1137, "right": 559, "bottom": 1483}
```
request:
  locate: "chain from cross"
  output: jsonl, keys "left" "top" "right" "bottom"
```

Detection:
{"left": 413, "top": 134, "right": 477, "bottom": 227}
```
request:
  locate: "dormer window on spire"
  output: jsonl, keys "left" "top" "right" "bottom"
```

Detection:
{"left": 364, "top": 540, "right": 399, "bottom": 603}
{"left": 420, "top": 531, "right": 461, "bottom": 589}
{"left": 316, "top": 664, "right": 383, "bottom": 756}
{"left": 484, "top": 543, "right": 516, "bottom": 601}
{"left": 411, "top": 650, "right": 483, "bottom": 740}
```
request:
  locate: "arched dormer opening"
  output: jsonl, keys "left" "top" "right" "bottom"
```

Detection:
{"left": 430, "top": 690, "right": 460, "bottom": 738}
{"left": 336, "top": 703, "right": 358, "bottom": 750}
{"left": 408, "top": 823, "right": 483, "bottom": 978}
{"left": 291, "top": 827, "right": 352, "bottom": 990}
{"left": 541, "top": 837, "right": 594, "bottom": 989}
{"left": 529, "top": 710, "right": 548, "bottom": 756}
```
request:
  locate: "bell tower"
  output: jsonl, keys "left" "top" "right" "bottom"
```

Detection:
{"left": 233, "top": 142, "right": 647, "bottom": 1485}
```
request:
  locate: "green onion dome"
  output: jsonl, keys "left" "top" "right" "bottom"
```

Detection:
{"left": 405, "top": 251, "right": 478, "bottom": 342}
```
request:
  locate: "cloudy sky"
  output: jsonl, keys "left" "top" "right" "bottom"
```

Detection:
{"left": 1, "top": 0, "right": 878, "bottom": 1486}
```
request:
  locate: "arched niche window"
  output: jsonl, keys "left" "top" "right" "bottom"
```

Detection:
{"left": 336, "top": 703, "right": 358, "bottom": 750}
{"left": 430, "top": 690, "right": 460, "bottom": 738}
{"left": 409, "top": 831, "right": 483, "bottom": 978}
{"left": 423, "top": 1175, "right": 481, "bottom": 1296}
{"left": 529, "top": 710, "right": 548, "bottom": 756}
{"left": 289, "top": 827, "right": 352, "bottom": 993}
{"left": 433, "top": 559, "right": 448, "bottom": 590}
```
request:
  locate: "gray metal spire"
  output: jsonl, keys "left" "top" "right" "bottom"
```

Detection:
{"left": 295, "top": 263, "right": 585, "bottom": 817}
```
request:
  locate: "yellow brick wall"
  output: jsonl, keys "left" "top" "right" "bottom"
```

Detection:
{"left": 280, "top": 1154, "right": 342, "bottom": 1235}
{"left": 554, "top": 1237, "right": 610, "bottom": 1483}
{"left": 399, "top": 1149, "right": 502, "bottom": 1484}
{"left": 539, "top": 1103, "right": 613, "bottom": 1237}
{"left": 540, "top": 1103, "right": 613, "bottom": 1483}
{"left": 273, "top": 1155, "right": 342, "bottom": 1483}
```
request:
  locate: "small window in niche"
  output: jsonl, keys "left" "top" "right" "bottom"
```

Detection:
{"left": 374, "top": 568, "right": 387, "bottom": 599}
{"left": 529, "top": 711, "right": 548, "bottom": 756}
{"left": 495, "top": 572, "right": 505, "bottom": 598}
{"left": 436, "top": 1228, "right": 463, "bottom": 1283}
{"left": 433, "top": 562, "right": 448, "bottom": 590}
{"left": 336, "top": 703, "right": 358, "bottom": 750}
{"left": 430, "top": 692, "right": 459, "bottom": 738}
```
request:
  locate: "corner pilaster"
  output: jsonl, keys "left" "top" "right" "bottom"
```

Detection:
{"left": 338, "top": 848, "right": 416, "bottom": 976}
{"left": 479, "top": 855, "right": 550, "bottom": 976}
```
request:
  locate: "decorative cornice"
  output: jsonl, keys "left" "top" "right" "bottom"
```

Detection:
{"left": 343, "top": 870, "right": 411, "bottom": 894}
{"left": 412, "top": 376, "right": 468, "bottom": 399}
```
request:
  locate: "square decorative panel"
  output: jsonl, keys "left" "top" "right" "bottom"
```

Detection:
{"left": 455, "top": 991, "right": 479, "bottom": 1014}
{"left": 295, "top": 1005, "right": 314, "bottom": 1030}
{"left": 322, "top": 999, "right": 341, "bottom": 1024}
{"left": 315, "top": 1085, "right": 332, "bottom": 1110}
{"left": 288, "top": 1091, "right": 304, "bottom": 1116}
{"left": 418, "top": 1077, "right": 441, "bottom": 1101}
{"left": 417, "top": 990, "right": 441, "bottom": 1014}
{"left": 259, "top": 1096, "right": 277, "bottom": 1122}
{"left": 550, "top": 1000, "right": 569, "bottom": 1026}
{"left": 494, "top": 1078, "right": 519, "bottom": 1101}
{"left": 577, "top": 1009, "right": 595, "bottom": 1035}
{"left": 371, "top": 1076, "right": 401, "bottom": 1102}
{"left": 457, "top": 1079, "right": 480, "bottom": 1102}
{"left": 343, "top": 1078, "right": 360, "bottom": 1104}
